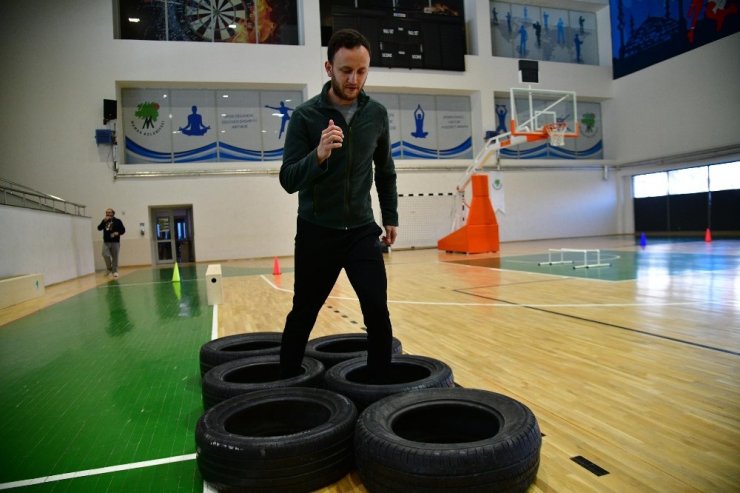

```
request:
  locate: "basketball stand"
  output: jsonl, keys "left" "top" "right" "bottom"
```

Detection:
{"left": 438, "top": 87, "right": 579, "bottom": 255}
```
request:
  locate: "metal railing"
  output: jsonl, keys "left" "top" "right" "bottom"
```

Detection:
{"left": 0, "top": 178, "right": 87, "bottom": 217}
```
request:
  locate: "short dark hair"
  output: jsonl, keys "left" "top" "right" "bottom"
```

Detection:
{"left": 327, "top": 28, "right": 371, "bottom": 63}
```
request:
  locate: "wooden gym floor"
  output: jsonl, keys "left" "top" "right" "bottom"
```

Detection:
{"left": 0, "top": 235, "right": 738, "bottom": 492}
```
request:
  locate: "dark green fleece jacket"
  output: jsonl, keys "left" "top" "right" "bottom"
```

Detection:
{"left": 279, "top": 82, "right": 398, "bottom": 230}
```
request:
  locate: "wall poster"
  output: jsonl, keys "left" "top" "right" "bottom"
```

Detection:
{"left": 118, "top": 0, "right": 299, "bottom": 45}
{"left": 610, "top": 0, "right": 739, "bottom": 78}
{"left": 370, "top": 93, "right": 472, "bottom": 160}
{"left": 122, "top": 88, "right": 302, "bottom": 164}
{"left": 491, "top": 2, "right": 599, "bottom": 65}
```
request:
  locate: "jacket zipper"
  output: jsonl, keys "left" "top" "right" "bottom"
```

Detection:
{"left": 344, "top": 124, "right": 353, "bottom": 228}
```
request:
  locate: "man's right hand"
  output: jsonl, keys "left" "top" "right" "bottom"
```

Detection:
{"left": 316, "top": 119, "right": 344, "bottom": 164}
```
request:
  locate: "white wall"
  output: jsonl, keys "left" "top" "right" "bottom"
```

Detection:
{"left": 603, "top": 32, "right": 740, "bottom": 165}
{"left": 0, "top": 1, "right": 737, "bottom": 274}
{"left": 0, "top": 206, "right": 95, "bottom": 286}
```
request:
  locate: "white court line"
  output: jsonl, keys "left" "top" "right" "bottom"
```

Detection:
{"left": 211, "top": 303, "right": 219, "bottom": 340}
{"left": 259, "top": 275, "right": 703, "bottom": 309}
{"left": 0, "top": 454, "right": 196, "bottom": 491}
{"left": 203, "top": 304, "right": 219, "bottom": 493}
{"left": 260, "top": 274, "right": 285, "bottom": 292}
{"left": 98, "top": 279, "right": 199, "bottom": 289}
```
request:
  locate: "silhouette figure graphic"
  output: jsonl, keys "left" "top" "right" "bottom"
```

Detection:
{"left": 411, "top": 105, "right": 429, "bottom": 139}
{"left": 495, "top": 104, "right": 508, "bottom": 135}
{"left": 557, "top": 18, "right": 565, "bottom": 44}
{"left": 518, "top": 25, "right": 528, "bottom": 55}
{"left": 574, "top": 34, "right": 584, "bottom": 63}
{"left": 265, "top": 101, "right": 294, "bottom": 139}
{"left": 179, "top": 106, "right": 210, "bottom": 136}
{"left": 533, "top": 21, "right": 542, "bottom": 47}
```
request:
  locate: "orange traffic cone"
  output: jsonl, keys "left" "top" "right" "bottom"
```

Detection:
{"left": 704, "top": 228, "right": 712, "bottom": 243}
{"left": 273, "top": 256, "right": 282, "bottom": 275}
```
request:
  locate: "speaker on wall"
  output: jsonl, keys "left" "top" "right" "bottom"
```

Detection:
{"left": 518, "top": 60, "right": 539, "bottom": 84}
{"left": 104, "top": 99, "right": 117, "bottom": 124}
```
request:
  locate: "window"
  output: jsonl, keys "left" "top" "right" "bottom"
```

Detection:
{"left": 632, "top": 161, "right": 740, "bottom": 197}
{"left": 668, "top": 166, "right": 708, "bottom": 195}
{"left": 709, "top": 161, "right": 740, "bottom": 191}
{"left": 633, "top": 172, "right": 668, "bottom": 198}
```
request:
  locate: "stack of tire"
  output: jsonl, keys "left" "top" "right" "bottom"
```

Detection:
{"left": 195, "top": 332, "right": 541, "bottom": 492}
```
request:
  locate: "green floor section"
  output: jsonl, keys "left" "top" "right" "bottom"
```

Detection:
{"left": 0, "top": 266, "right": 211, "bottom": 491}
{"left": 448, "top": 249, "right": 740, "bottom": 281}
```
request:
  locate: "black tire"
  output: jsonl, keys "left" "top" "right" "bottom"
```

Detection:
{"left": 202, "top": 355, "right": 324, "bottom": 409}
{"left": 305, "top": 332, "right": 403, "bottom": 369}
{"left": 196, "top": 387, "right": 357, "bottom": 493}
{"left": 322, "top": 354, "right": 454, "bottom": 411}
{"left": 199, "top": 332, "right": 282, "bottom": 378}
{"left": 355, "top": 388, "right": 542, "bottom": 493}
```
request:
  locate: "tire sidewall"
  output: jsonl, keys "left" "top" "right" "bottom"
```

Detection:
{"left": 199, "top": 332, "right": 283, "bottom": 377}
{"left": 355, "top": 388, "right": 541, "bottom": 482}
{"left": 202, "top": 355, "right": 324, "bottom": 409}
{"left": 323, "top": 354, "right": 454, "bottom": 410}
{"left": 305, "top": 333, "right": 403, "bottom": 368}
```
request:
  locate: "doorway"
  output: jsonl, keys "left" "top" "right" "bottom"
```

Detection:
{"left": 150, "top": 206, "right": 195, "bottom": 265}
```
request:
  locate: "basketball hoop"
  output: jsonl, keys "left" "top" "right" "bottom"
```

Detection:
{"left": 544, "top": 122, "right": 568, "bottom": 146}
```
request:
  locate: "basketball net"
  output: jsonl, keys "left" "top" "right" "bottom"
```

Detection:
{"left": 545, "top": 122, "right": 568, "bottom": 147}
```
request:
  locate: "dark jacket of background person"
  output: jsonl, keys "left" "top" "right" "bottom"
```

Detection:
{"left": 97, "top": 217, "right": 126, "bottom": 243}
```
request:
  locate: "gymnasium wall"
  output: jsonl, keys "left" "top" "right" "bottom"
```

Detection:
{"left": 0, "top": 0, "right": 736, "bottom": 274}
{"left": 0, "top": 206, "right": 95, "bottom": 286}
{"left": 604, "top": 32, "right": 740, "bottom": 165}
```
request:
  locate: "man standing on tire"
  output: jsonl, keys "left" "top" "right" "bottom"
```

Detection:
{"left": 97, "top": 208, "right": 125, "bottom": 278}
{"left": 279, "top": 28, "right": 398, "bottom": 381}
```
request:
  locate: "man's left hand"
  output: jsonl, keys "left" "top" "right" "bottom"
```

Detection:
{"left": 382, "top": 225, "right": 397, "bottom": 246}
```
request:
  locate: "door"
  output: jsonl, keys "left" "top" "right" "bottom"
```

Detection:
{"left": 151, "top": 206, "right": 195, "bottom": 264}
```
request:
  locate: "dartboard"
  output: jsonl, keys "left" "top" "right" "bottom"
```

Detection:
{"left": 184, "top": 0, "right": 247, "bottom": 41}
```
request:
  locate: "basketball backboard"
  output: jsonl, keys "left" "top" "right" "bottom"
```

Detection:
{"left": 509, "top": 87, "right": 579, "bottom": 140}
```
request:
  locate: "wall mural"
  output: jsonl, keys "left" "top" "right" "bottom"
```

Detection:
{"left": 611, "top": 0, "right": 739, "bottom": 78}
{"left": 369, "top": 94, "right": 473, "bottom": 160}
{"left": 493, "top": 97, "right": 604, "bottom": 160}
{"left": 122, "top": 89, "right": 473, "bottom": 164}
{"left": 121, "top": 88, "right": 301, "bottom": 164}
{"left": 491, "top": 2, "right": 599, "bottom": 65}
{"left": 118, "top": 0, "right": 299, "bottom": 44}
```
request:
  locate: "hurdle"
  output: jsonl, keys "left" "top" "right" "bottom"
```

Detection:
{"left": 538, "top": 248, "right": 610, "bottom": 269}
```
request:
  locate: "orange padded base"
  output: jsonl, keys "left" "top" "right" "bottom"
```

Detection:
{"left": 438, "top": 174, "right": 500, "bottom": 254}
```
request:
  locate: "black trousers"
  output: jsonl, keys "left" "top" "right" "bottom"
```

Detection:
{"left": 280, "top": 217, "right": 393, "bottom": 379}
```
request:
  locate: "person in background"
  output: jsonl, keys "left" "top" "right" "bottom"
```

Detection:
{"left": 278, "top": 28, "right": 398, "bottom": 381}
{"left": 97, "top": 208, "right": 125, "bottom": 278}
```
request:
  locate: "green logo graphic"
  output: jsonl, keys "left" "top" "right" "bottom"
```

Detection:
{"left": 135, "top": 102, "right": 161, "bottom": 129}
{"left": 581, "top": 112, "right": 597, "bottom": 136}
